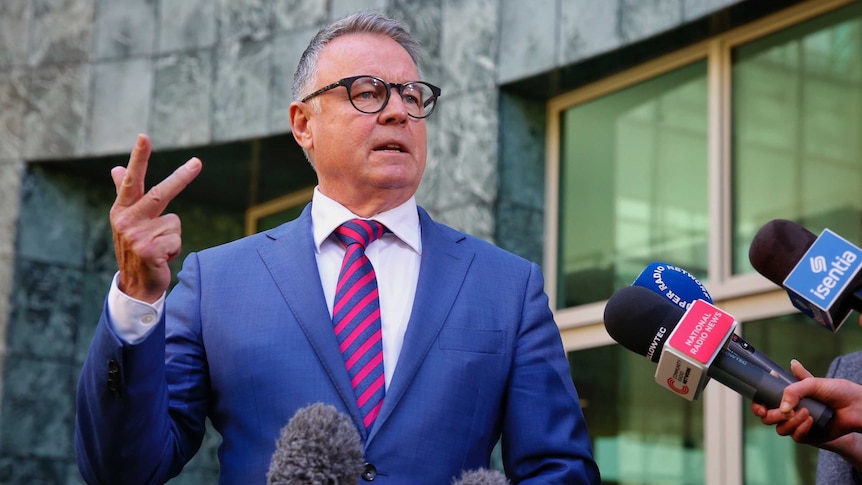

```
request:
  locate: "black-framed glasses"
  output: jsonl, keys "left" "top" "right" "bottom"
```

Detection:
{"left": 300, "top": 75, "right": 441, "bottom": 119}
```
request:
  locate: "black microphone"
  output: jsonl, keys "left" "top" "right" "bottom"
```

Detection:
{"left": 604, "top": 285, "right": 834, "bottom": 438}
{"left": 267, "top": 402, "right": 365, "bottom": 485}
{"left": 632, "top": 261, "right": 795, "bottom": 384}
{"left": 451, "top": 468, "right": 510, "bottom": 485}
{"left": 749, "top": 218, "right": 862, "bottom": 332}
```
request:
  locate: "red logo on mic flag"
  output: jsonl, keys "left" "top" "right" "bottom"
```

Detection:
{"left": 667, "top": 378, "right": 690, "bottom": 395}
{"left": 667, "top": 300, "right": 736, "bottom": 366}
{"left": 655, "top": 299, "right": 737, "bottom": 401}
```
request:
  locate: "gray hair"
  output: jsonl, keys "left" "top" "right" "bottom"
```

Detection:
{"left": 292, "top": 11, "right": 424, "bottom": 103}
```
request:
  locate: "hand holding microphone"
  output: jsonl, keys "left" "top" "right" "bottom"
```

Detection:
{"left": 753, "top": 359, "right": 862, "bottom": 447}
{"left": 604, "top": 285, "right": 834, "bottom": 439}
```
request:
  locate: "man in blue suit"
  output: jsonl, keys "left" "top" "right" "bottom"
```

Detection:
{"left": 75, "top": 11, "right": 600, "bottom": 484}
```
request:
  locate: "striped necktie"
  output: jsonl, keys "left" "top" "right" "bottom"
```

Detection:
{"left": 332, "top": 219, "right": 387, "bottom": 430}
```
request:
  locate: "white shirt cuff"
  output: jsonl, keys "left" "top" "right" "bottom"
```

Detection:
{"left": 107, "top": 272, "right": 166, "bottom": 344}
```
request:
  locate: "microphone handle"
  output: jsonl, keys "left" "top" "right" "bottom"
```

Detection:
{"left": 726, "top": 334, "right": 796, "bottom": 384}
{"left": 709, "top": 349, "right": 833, "bottom": 441}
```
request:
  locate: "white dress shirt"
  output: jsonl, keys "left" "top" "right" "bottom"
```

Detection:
{"left": 107, "top": 187, "right": 422, "bottom": 390}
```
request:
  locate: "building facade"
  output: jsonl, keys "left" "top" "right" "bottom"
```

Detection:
{"left": 0, "top": 0, "right": 860, "bottom": 483}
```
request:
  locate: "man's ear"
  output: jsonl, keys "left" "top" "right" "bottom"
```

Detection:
{"left": 289, "top": 101, "right": 314, "bottom": 151}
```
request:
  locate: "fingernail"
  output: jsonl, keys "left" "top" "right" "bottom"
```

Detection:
{"left": 791, "top": 358, "right": 800, "bottom": 366}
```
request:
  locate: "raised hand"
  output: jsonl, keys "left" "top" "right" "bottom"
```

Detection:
{"left": 109, "top": 134, "right": 202, "bottom": 303}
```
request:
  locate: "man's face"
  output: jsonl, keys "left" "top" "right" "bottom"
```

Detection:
{"left": 297, "top": 33, "right": 428, "bottom": 215}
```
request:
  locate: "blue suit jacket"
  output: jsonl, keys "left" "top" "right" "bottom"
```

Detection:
{"left": 76, "top": 205, "right": 600, "bottom": 484}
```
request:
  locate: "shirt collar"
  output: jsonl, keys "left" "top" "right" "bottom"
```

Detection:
{"left": 311, "top": 187, "right": 422, "bottom": 254}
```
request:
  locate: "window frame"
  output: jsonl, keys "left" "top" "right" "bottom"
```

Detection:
{"left": 544, "top": 1, "right": 856, "bottom": 484}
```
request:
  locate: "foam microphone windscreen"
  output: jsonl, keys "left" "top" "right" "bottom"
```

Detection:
{"left": 451, "top": 468, "right": 511, "bottom": 485}
{"left": 603, "top": 285, "right": 685, "bottom": 363}
{"left": 267, "top": 402, "right": 365, "bottom": 485}
{"left": 749, "top": 219, "right": 818, "bottom": 285}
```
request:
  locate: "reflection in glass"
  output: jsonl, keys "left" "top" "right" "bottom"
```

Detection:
{"left": 732, "top": 3, "right": 862, "bottom": 274}
{"left": 569, "top": 345, "right": 705, "bottom": 484}
{"left": 558, "top": 61, "right": 709, "bottom": 308}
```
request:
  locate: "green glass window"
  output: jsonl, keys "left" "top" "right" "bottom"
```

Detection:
{"left": 570, "top": 345, "right": 705, "bottom": 485}
{"left": 732, "top": 2, "right": 862, "bottom": 274}
{"left": 558, "top": 61, "right": 709, "bottom": 308}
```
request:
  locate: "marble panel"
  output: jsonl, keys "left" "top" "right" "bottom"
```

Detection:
{"left": 0, "top": 456, "right": 69, "bottom": 484}
{"left": 157, "top": 0, "right": 217, "bottom": 54}
{"left": 498, "top": 0, "right": 557, "bottom": 84}
{"left": 152, "top": 52, "right": 213, "bottom": 149}
{"left": 620, "top": 0, "right": 684, "bottom": 43}
{"left": 0, "top": 69, "right": 26, "bottom": 160}
{"left": 434, "top": 201, "right": 494, "bottom": 242}
{"left": 217, "top": 0, "right": 272, "bottom": 42}
{"left": 166, "top": 467, "right": 220, "bottom": 485}
{"left": 93, "top": 0, "right": 157, "bottom": 60}
{"left": 82, "top": 181, "right": 117, "bottom": 274}
{"left": 0, "top": 358, "right": 75, "bottom": 458}
{"left": 270, "top": 28, "right": 318, "bottom": 133}
{"left": 8, "top": 259, "right": 82, "bottom": 360}
{"left": 16, "top": 167, "right": 87, "bottom": 267}
{"left": 0, "top": 1, "right": 31, "bottom": 68}
{"left": 684, "top": 0, "right": 744, "bottom": 21}
{"left": 74, "top": 272, "right": 113, "bottom": 366}
{"left": 23, "top": 63, "right": 90, "bottom": 160}
{"left": 391, "top": 0, "right": 444, "bottom": 86}
{"left": 272, "top": 0, "right": 328, "bottom": 32}
{"left": 416, "top": 113, "right": 442, "bottom": 211}
{"left": 432, "top": 89, "right": 498, "bottom": 211}
{"left": 560, "top": 0, "right": 623, "bottom": 64}
{"left": 67, "top": 464, "right": 87, "bottom": 485}
{"left": 88, "top": 58, "right": 153, "bottom": 156}
{"left": 29, "top": 0, "right": 95, "bottom": 67}
{"left": 332, "top": 0, "right": 388, "bottom": 19}
{"left": 0, "top": 161, "right": 23, "bottom": 261}
{"left": 496, "top": 199, "right": 545, "bottom": 266}
{"left": 213, "top": 39, "right": 271, "bottom": 142}
{"left": 498, "top": 92, "right": 546, "bottom": 210}
{"left": 439, "top": 0, "right": 498, "bottom": 92}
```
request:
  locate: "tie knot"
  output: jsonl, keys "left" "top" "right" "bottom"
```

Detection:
{"left": 334, "top": 219, "right": 387, "bottom": 249}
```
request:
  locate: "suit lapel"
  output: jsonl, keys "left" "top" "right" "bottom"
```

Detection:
{"left": 255, "top": 205, "right": 367, "bottom": 434}
{"left": 367, "top": 207, "right": 474, "bottom": 443}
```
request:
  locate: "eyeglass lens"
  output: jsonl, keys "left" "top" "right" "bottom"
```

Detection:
{"left": 350, "top": 76, "right": 436, "bottom": 118}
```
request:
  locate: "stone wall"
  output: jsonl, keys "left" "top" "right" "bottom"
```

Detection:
{"left": 0, "top": 0, "right": 749, "bottom": 481}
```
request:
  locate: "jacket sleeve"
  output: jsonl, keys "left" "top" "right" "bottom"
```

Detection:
{"left": 500, "top": 262, "right": 602, "bottom": 484}
{"left": 75, "top": 253, "right": 209, "bottom": 485}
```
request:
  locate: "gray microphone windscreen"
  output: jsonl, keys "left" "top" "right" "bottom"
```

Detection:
{"left": 267, "top": 402, "right": 365, "bottom": 485}
{"left": 451, "top": 468, "right": 511, "bottom": 485}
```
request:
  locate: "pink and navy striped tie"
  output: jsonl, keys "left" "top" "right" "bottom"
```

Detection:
{"left": 333, "top": 219, "right": 387, "bottom": 430}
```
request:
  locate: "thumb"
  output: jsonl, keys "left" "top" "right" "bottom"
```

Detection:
{"left": 111, "top": 166, "right": 127, "bottom": 194}
{"left": 790, "top": 359, "right": 814, "bottom": 380}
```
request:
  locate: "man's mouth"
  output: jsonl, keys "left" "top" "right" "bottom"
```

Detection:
{"left": 375, "top": 143, "right": 406, "bottom": 152}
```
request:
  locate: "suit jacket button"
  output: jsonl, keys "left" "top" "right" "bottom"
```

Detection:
{"left": 361, "top": 462, "right": 377, "bottom": 481}
{"left": 107, "top": 360, "right": 121, "bottom": 397}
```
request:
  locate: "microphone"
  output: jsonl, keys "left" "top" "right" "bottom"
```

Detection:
{"left": 633, "top": 261, "right": 795, "bottom": 384}
{"left": 267, "top": 402, "right": 365, "bottom": 485}
{"left": 749, "top": 219, "right": 862, "bottom": 332}
{"left": 451, "top": 468, "right": 510, "bottom": 485}
{"left": 604, "top": 285, "right": 833, "bottom": 438}
{"left": 632, "top": 261, "right": 712, "bottom": 310}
